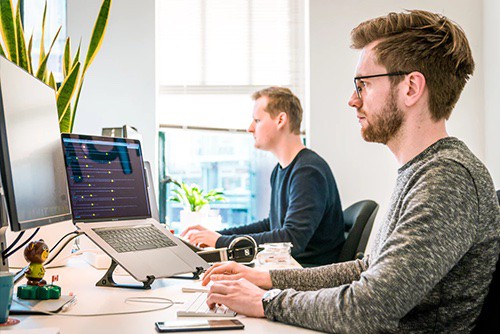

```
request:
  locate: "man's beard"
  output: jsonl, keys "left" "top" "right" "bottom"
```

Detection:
{"left": 361, "top": 90, "right": 404, "bottom": 144}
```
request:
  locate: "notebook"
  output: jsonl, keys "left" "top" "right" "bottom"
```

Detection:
{"left": 60, "top": 133, "right": 209, "bottom": 283}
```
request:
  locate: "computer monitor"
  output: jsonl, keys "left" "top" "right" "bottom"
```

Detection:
{"left": 0, "top": 56, "right": 72, "bottom": 271}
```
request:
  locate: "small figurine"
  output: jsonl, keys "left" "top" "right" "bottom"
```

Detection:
{"left": 17, "top": 239, "right": 61, "bottom": 300}
{"left": 24, "top": 239, "right": 49, "bottom": 286}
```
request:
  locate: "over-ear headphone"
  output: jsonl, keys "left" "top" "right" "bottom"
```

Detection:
{"left": 196, "top": 236, "right": 258, "bottom": 263}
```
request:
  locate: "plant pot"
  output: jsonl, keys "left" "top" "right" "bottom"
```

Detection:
{"left": 179, "top": 209, "right": 222, "bottom": 231}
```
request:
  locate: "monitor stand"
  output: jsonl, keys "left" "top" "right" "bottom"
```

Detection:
{"left": 1, "top": 191, "right": 10, "bottom": 272}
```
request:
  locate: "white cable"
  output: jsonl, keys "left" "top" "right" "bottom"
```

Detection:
{"left": 13, "top": 296, "right": 182, "bottom": 317}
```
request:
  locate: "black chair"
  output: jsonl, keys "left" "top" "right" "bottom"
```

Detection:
{"left": 338, "top": 200, "right": 379, "bottom": 262}
{"left": 471, "top": 190, "right": 500, "bottom": 333}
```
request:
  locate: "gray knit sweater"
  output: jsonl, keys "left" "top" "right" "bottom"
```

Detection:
{"left": 265, "top": 137, "right": 500, "bottom": 333}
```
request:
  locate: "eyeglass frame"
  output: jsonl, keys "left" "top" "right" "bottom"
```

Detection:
{"left": 353, "top": 71, "right": 411, "bottom": 100}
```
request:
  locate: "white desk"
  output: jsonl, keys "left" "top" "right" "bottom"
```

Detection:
{"left": 3, "top": 257, "right": 315, "bottom": 334}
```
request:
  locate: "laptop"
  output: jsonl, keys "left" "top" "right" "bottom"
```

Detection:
{"left": 60, "top": 133, "right": 209, "bottom": 283}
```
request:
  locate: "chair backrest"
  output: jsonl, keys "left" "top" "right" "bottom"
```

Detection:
{"left": 471, "top": 190, "right": 500, "bottom": 333}
{"left": 338, "top": 200, "right": 379, "bottom": 262}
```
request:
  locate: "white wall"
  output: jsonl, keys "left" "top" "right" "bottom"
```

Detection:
{"left": 308, "top": 0, "right": 485, "bottom": 252}
{"left": 67, "top": 0, "right": 157, "bottom": 181}
{"left": 484, "top": 0, "right": 500, "bottom": 188}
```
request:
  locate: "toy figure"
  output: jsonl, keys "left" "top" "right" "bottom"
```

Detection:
{"left": 23, "top": 239, "right": 49, "bottom": 286}
{"left": 17, "top": 239, "right": 61, "bottom": 300}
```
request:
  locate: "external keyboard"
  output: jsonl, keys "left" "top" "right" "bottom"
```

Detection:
{"left": 93, "top": 225, "right": 177, "bottom": 253}
{"left": 177, "top": 292, "right": 237, "bottom": 317}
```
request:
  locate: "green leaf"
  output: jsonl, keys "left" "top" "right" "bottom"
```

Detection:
{"left": 168, "top": 181, "right": 225, "bottom": 211}
{"left": 83, "top": 0, "right": 111, "bottom": 74}
{"left": 36, "top": 26, "right": 61, "bottom": 81}
{"left": 26, "top": 33, "right": 33, "bottom": 74}
{"left": 0, "top": 0, "right": 17, "bottom": 63}
{"left": 62, "top": 37, "right": 71, "bottom": 77}
{"left": 69, "top": 81, "right": 83, "bottom": 133}
{"left": 72, "top": 42, "right": 81, "bottom": 71}
{"left": 57, "top": 61, "right": 81, "bottom": 132}
{"left": 14, "top": 0, "right": 28, "bottom": 71}
{"left": 0, "top": 36, "right": 7, "bottom": 57}
{"left": 48, "top": 72, "right": 57, "bottom": 91}
{"left": 38, "top": 0, "right": 48, "bottom": 67}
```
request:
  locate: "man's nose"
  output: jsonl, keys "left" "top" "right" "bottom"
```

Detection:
{"left": 348, "top": 91, "right": 362, "bottom": 109}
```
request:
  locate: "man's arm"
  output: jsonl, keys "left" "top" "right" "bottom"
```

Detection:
{"left": 263, "top": 162, "right": 479, "bottom": 333}
{"left": 217, "top": 218, "right": 271, "bottom": 236}
{"left": 269, "top": 257, "right": 369, "bottom": 291}
{"left": 218, "top": 165, "right": 330, "bottom": 253}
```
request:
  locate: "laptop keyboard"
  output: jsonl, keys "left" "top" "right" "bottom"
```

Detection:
{"left": 177, "top": 292, "right": 237, "bottom": 317}
{"left": 94, "top": 225, "right": 177, "bottom": 253}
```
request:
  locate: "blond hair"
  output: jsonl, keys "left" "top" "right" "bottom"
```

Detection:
{"left": 252, "top": 87, "right": 303, "bottom": 134}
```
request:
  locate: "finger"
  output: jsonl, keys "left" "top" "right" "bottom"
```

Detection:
{"left": 210, "top": 274, "right": 242, "bottom": 282}
{"left": 209, "top": 281, "right": 232, "bottom": 295}
{"left": 202, "top": 263, "right": 233, "bottom": 285}
{"left": 180, "top": 226, "right": 198, "bottom": 237}
{"left": 206, "top": 292, "right": 229, "bottom": 309}
{"left": 186, "top": 232, "right": 202, "bottom": 244}
{"left": 189, "top": 234, "right": 207, "bottom": 246}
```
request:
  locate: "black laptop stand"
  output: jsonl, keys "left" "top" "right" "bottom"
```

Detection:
{"left": 96, "top": 259, "right": 204, "bottom": 289}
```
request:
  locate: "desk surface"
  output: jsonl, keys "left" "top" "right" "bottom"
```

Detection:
{"left": 4, "top": 257, "right": 315, "bottom": 334}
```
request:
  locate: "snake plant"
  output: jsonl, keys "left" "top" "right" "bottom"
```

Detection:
{"left": 0, "top": 0, "right": 111, "bottom": 133}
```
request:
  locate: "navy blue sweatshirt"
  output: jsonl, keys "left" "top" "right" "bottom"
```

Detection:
{"left": 215, "top": 148, "right": 345, "bottom": 266}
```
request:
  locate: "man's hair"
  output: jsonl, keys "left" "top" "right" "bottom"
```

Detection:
{"left": 252, "top": 87, "right": 303, "bottom": 134}
{"left": 351, "top": 10, "right": 475, "bottom": 121}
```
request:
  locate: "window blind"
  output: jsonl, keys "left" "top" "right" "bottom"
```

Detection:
{"left": 157, "top": 0, "right": 305, "bottom": 130}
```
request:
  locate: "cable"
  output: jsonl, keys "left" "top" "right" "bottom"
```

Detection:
{"left": 13, "top": 231, "right": 83, "bottom": 284}
{"left": 12, "top": 296, "right": 180, "bottom": 317}
{"left": 1, "top": 230, "right": 25, "bottom": 256}
{"left": 3, "top": 227, "right": 40, "bottom": 259}
{"left": 49, "top": 231, "right": 80, "bottom": 253}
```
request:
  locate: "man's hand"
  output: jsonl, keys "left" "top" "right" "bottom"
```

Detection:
{"left": 180, "top": 224, "right": 221, "bottom": 248}
{"left": 207, "top": 278, "right": 266, "bottom": 318}
{"left": 202, "top": 261, "right": 273, "bottom": 289}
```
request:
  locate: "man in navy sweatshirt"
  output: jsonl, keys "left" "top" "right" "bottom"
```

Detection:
{"left": 181, "top": 87, "right": 345, "bottom": 266}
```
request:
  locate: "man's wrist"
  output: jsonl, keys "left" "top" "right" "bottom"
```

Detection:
{"left": 262, "top": 288, "right": 282, "bottom": 312}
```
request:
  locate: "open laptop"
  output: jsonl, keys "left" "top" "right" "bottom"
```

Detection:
{"left": 60, "top": 133, "right": 209, "bottom": 283}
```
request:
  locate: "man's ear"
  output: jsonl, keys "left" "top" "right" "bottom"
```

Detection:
{"left": 403, "top": 71, "right": 426, "bottom": 107}
{"left": 276, "top": 112, "right": 288, "bottom": 130}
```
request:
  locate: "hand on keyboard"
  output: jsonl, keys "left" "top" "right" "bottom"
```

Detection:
{"left": 177, "top": 292, "right": 237, "bottom": 317}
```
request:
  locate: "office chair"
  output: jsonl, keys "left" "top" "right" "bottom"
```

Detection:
{"left": 338, "top": 200, "right": 379, "bottom": 262}
{"left": 471, "top": 190, "right": 500, "bottom": 333}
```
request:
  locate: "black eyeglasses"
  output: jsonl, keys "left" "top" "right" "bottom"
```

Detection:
{"left": 353, "top": 71, "right": 411, "bottom": 100}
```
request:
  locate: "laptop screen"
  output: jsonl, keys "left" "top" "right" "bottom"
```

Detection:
{"left": 61, "top": 134, "right": 151, "bottom": 222}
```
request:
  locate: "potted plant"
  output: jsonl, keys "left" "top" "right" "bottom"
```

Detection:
{"left": 0, "top": 0, "right": 111, "bottom": 133}
{"left": 169, "top": 180, "right": 226, "bottom": 228}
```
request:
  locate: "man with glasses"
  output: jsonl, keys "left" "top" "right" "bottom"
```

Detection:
{"left": 198, "top": 10, "right": 500, "bottom": 333}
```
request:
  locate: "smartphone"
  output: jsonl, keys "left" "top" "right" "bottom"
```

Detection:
{"left": 155, "top": 319, "right": 244, "bottom": 332}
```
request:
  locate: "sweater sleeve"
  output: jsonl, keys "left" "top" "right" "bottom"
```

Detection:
{"left": 264, "top": 161, "right": 479, "bottom": 333}
{"left": 270, "top": 257, "right": 369, "bottom": 290}
{"left": 215, "top": 219, "right": 271, "bottom": 248}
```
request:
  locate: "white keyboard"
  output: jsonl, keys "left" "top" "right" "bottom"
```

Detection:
{"left": 177, "top": 292, "right": 237, "bottom": 317}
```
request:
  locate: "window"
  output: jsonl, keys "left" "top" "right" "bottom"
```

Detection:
{"left": 157, "top": 0, "right": 305, "bottom": 229}
{"left": 22, "top": 0, "right": 67, "bottom": 82}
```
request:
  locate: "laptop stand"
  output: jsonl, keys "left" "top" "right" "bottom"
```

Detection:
{"left": 96, "top": 259, "right": 156, "bottom": 289}
{"left": 96, "top": 259, "right": 205, "bottom": 289}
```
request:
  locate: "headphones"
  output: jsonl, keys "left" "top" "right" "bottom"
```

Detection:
{"left": 196, "top": 236, "right": 258, "bottom": 263}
